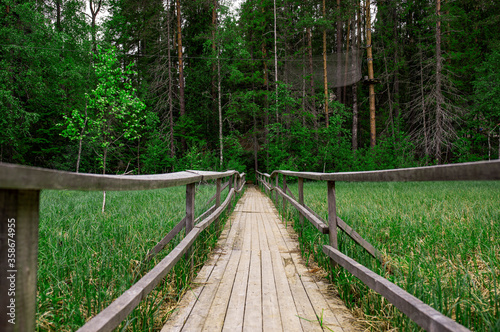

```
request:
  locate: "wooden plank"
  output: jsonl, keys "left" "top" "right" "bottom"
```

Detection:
{"left": 243, "top": 249, "right": 262, "bottom": 331}
{"left": 327, "top": 181, "right": 338, "bottom": 251}
{"left": 270, "top": 219, "right": 322, "bottom": 332}
{"left": 323, "top": 245, "right": 471, "bottom": 332}
{"left": 222, "top": 249, "right": 251, "bottom": 331}
{"left": 195, "top": 205, "right": 216, "bottom": 225}
{"left": 0, "top": 189, "right": 39, "bottom": 332}
{"left": 336, "top": 217, "right": 382, "bottom": 260}
{"left": 301, "top": 202, "right": 383, "bottom": 261}
{"left": 273, "top": 187, "right": 329, "bottom": 234}
{"left": 161, "top": 251, "right": 223, "bottom": 332}
{"left": 146, "top": 217, "right": 186, "bottom": 261}
{"left": 298, "top": 177, "right": 304, "bottom": 226}
{"left": 78, "top": 227, "right": 201, "bottom": 332}
{"left": 0, "top": 162, "right": 248, "bottom": 191}
{"left": 272, "top": 160, "right": 500, "bottom": 183}
{"left": 261, "top": 250, "right": 282, "bottom": 332}
{"left": 202, "top": 249, "right": 242, "bottom": 331}
{"left": 181, "top": 245, "right": 233, "bottom": 331}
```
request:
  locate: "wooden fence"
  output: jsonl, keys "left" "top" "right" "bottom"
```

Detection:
{"left": 0, "top": 162, "right": 245, "bottom": 332}
{"left": 257, "top": 160, "right": 500, "bottom": 332}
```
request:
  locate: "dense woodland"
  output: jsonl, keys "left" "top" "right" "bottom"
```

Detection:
{"left": 1, "top": 0, "right": 500, "bottom": 177}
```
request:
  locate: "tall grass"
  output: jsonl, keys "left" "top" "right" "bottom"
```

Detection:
{"left": 271, "top": 180, "right": 500, "bottom": 331}
{"left": 37, "top": 183, "right": 239, "bottom": 331}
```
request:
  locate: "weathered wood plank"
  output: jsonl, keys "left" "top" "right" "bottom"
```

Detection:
{"left": 0, "top": 162, "right": 246, "bottom": 191}
{"left": 146, "top": 217, "right": 186, "bottom": 261}
{"left": 261, "top": 250, "right": 282, "bottom": 332}
{"left": 327, "top": 181, "right": 338, "bottom": 252}
{"left": 202, "top": 249, "right": 242, "bottom": 331}
{"left": 0, "top": 189, "right": 39, "bottom": 332}
{"left": 323, "top": 245, "right": 471, "bottom": 332}
{"left": 243, "top": 249, "right": 262, "bottom": 331}
{"left": 77, "top": 228, "right": 201, "bottom": 332}
{"left": 273, "top": 187, "right": 329, "bottom": 234}
{"left": 222, "top": 249, "right": 251, "bottom": 331}
{"left": 272, "top": 160, "right": 500, "bottom": 183}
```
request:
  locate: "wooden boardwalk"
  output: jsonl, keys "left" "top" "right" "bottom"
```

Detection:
{"left": 161, "top": 186, "right": 359, "bottom": 332}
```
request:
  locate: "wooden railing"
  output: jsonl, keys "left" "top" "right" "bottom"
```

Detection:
{"left": 0, "top": 162, "right": 245, "bottom": 332}
{"left": 257, "top": 160, "right": 500, "bottom": 332}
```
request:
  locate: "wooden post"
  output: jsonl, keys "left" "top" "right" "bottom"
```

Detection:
{"left": 282, "top": 175, "right": 287, "bottom": 215}
{"left": 185, "top": 183, "right": 195, "bottom": 267}
{"left": 298, "top": 177, "right": 304, "bottom": 227}
{"left": 0, "top": 189, "right": 40, "bottom": 332}
{"left": 327, "top": 181, "right": 338, "bottom": 267}
{"left": 275, "top": 175, "right": 279, "bottom": 205}
{"left": 215, "top": 178, "right": 221, "bottom": 229}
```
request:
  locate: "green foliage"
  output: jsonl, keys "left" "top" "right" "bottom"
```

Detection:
{"left": 61, "top": 46, "right": 148, "bottom": 172}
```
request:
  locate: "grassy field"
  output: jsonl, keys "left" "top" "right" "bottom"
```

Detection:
{"left": 36, "top": 183, "right": 237, "bottom": 331}
{"left": 273, "top": 180, "right": 500, "bottom": 331}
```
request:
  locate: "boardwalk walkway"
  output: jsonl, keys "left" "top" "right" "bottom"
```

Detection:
{"left": 161, "top": 186, "right": 359, "bottom": 332}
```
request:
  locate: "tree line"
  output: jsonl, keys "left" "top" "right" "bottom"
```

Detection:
{"left": 1, "top": 0, "right": 499, "bottom": 176}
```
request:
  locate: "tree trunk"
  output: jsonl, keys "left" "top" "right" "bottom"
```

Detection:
{"left": 218, "top": 49, "right": 223, "bottom": 168}
{"left": 212, "top": 0, "right": 217, "bottom": 138}
{"left": 261, "top": 1, "right": 269, "bottom": 169}
{"left": 56, "top": 0, "right": 61, "bottom": 32}
{"left": 366, "top": 0, "right": 376, "bottom": 147}
{"left": 167, "top": 0, "right": 175, "bottom": 158}
{"left": 352, "top": 10, "right": 359, "bottom": 151}
{"left": 393, "top": 3, "right": 400, "bottom": 141}
{"left": 89, "top": 0, "right": 102, "bottom": 52}
{"left": 307, "top": 26, "right": 317, "bottom": 133}
{"left": 435, "top": 0, "right": 443, "bottom": 163}
{"left": 336, "top": 0, "right": 342, "bottom": 104}
{"left": 323, "top": 0, "right": 329, "bottom": 127}
{"left": 76, "top": 105, "right": 88, "bottom": 173}
{"left": 176, "top": 0, "right": 186, "bottom": 152}
{"left": 274, "top": 0, "right": 278, "bottom": 123}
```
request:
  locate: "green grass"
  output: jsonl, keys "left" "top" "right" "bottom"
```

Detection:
{"left": 270, "top": 180, "right": 500, "bottom": 331}
{"left": 36, "top": 183, "right": 239, "bottom": 331}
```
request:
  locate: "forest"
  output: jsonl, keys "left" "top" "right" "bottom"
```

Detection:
{"left": 1, "top": 0, "right": 500, "bottom": 177}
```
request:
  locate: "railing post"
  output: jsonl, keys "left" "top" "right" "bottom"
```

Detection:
{"left": 298, "top": 177, "right": 304, "bottom": 227}
{"left": 327, "top": 181, "right": 338, "bottom": 267}
{"left": 275, "top": 175, "right": 279, "bottom": 205}
{"left": 215, "top": 178, "right": 221, "bottom": 228}
{"left": 0, "top": 189, "right": 40, "bottom": 332}
{"left": 185, "top": 183, "right": 195, "bottom": 268}
{"left": 282, "top": 175, "right": 287, "bottom": 215}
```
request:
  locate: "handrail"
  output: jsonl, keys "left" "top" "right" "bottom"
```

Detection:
{"left": 0, "top": 162, "right": 239, "bottom": 190}
{"left": 0, "top": 162, "right": 245, "bottom": 332}
{"left": 269, "top": 160, "right": 500, "bottom": 182}
{"left": 256, "top": 160, "right": 500, "bottom": 332}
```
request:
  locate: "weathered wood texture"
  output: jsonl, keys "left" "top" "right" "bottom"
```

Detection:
{"left": 0, "top": 189, "right": 39, "bottom": 332}
{"left": 271, "top": 160, "right": 500, "bottom": 182}
{"left": 323, "top": 246, "right": 471, "bottom": 332}
{"left": 162, "top": 186, "right": 359, "bottom": 332}
{"left": 273, "top": 187, "right": 329, "bottom": 234}
{"left": 0, "top": 162, "right": 242, "bottom": 191}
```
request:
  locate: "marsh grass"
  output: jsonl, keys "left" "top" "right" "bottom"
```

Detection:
{"left": 37, "top": 183, "right": 240, "bottom": 331}
{"left": 271, "top": 180, "right": 500, "bottom": 331}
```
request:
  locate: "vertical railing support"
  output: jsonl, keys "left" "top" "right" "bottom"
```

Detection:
{"left": 275, "top": 175, "right": 279, "bottom": 205}
{"left": 298, "top": 177, "right": 304, "bottom": 227}
{"left": 215, "top": 178, "right": 221, "bottom": 229}
{"left": 327, "top": 181, "right": 338, "bottom": 268}
{"left": 0, "top": 189, "right": 40, "bottom": 332}
{"left": 282, "top": 175, "right": 287, "bottom": 216}
{"left": 185, "top": 183, "right": 195, "bottom": 269}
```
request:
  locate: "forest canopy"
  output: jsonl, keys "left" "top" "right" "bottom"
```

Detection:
{"left": 1, "top": 0, "right": 499, "bottom": 177}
